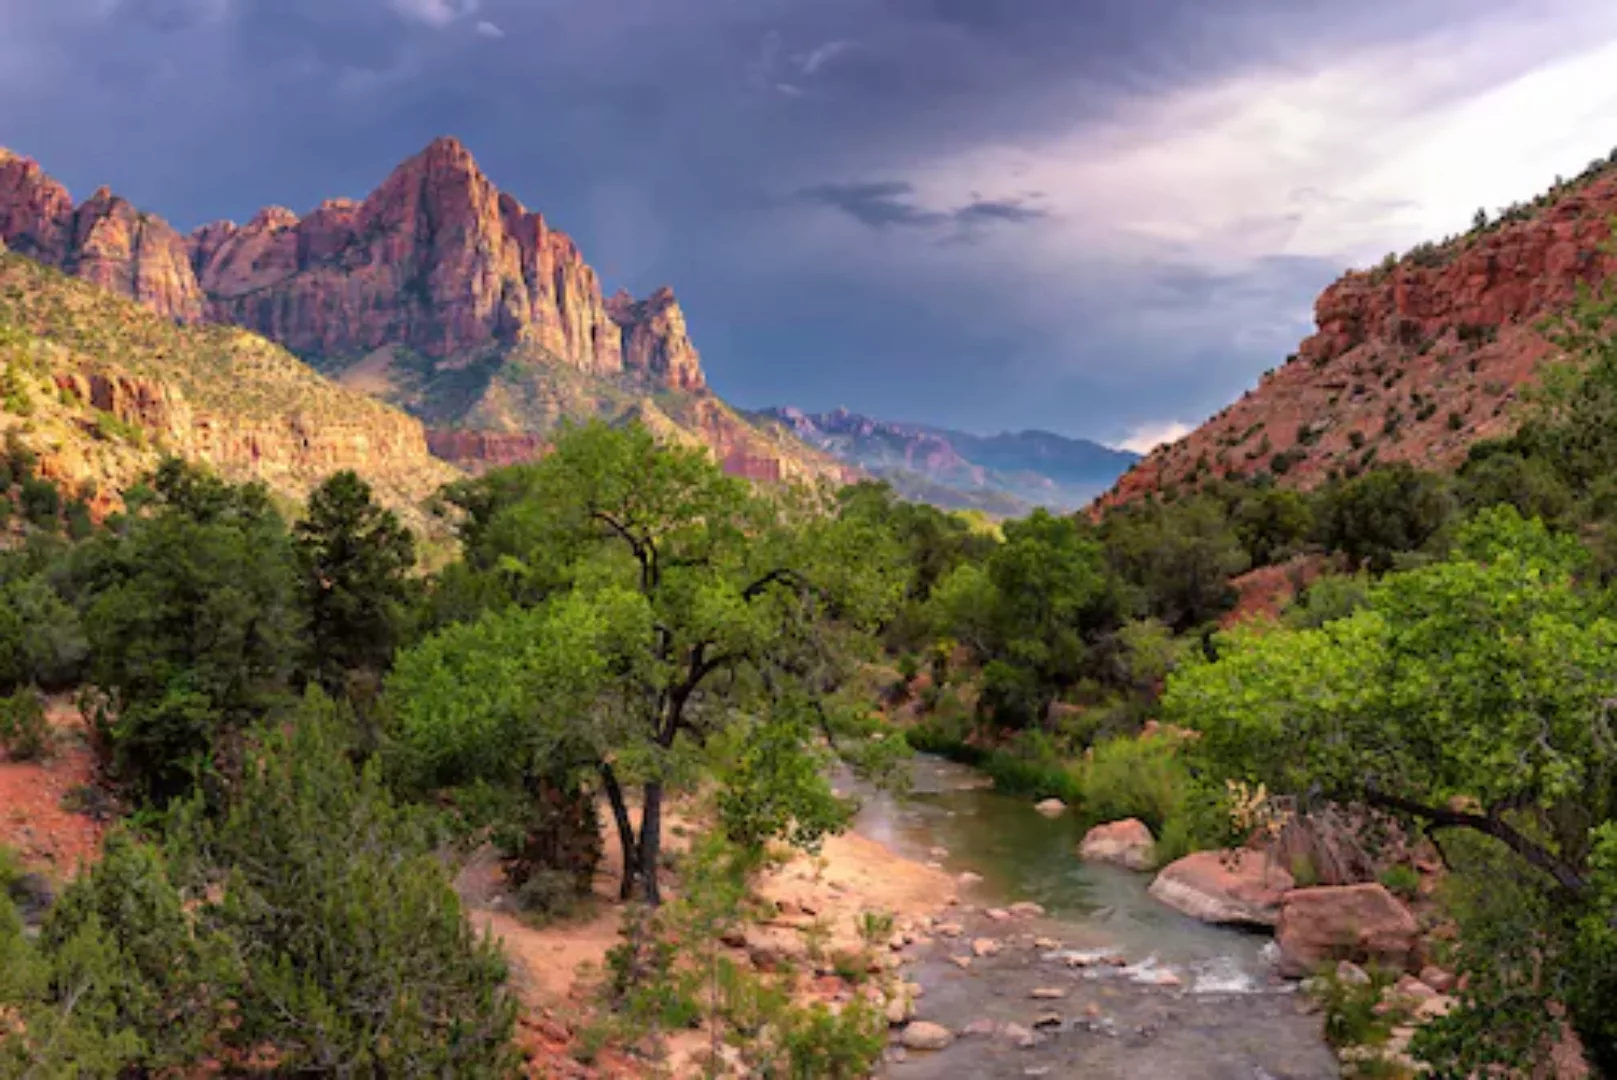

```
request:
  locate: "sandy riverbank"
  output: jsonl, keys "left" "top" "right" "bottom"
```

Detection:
{"left": 458, "top": 798, "right": 961, "bottom": 1077}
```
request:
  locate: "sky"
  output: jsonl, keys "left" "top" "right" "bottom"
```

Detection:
{"left": 5, "top": 1, "right": 1617, "bottom": 450}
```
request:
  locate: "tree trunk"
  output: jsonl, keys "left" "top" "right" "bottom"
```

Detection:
{"left": 639, "top": 780, "right": 664, "bottom": 907}
{"left": 599, "top": 763, "right": 640, "bottom": 901}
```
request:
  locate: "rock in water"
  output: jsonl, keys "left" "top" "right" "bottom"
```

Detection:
{"left": 1034, "top": 798, "right": 1066, "bottom": 816}
{"left": 1147, "top": 850, "right": 1295, "bottom": 926}
{"left": 901, "top": 1021, "right": 955, "bottom": 1051}
{"left": 1078, "top": 818, "right": 1157, "bottom": 871}
{"left": 1275, "top": 884, "right": 1419, "bottom": 977}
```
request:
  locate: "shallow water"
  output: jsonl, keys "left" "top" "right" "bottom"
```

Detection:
{"left": 848, "top": 756, "right": 1339, "bottom": 1079}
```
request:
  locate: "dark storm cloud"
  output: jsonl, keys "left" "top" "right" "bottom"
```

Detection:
{"left": 0, "top": 0, "right": 1567, "bottom": 440}
{"left": 797, "top": 182, "right": 1050, "bottom": 236}
{"left": 799, "top": 182, "right": 948, "bottom": 229}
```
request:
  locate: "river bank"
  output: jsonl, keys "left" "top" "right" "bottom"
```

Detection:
{"left": 469, "top": 755, "right": 1337, "bottom": 1078}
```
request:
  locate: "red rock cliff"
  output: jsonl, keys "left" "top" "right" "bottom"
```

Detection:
{"left": 607, "top": 286, "right": 706, "bottom": 391}
{"left": 1102, "top": 169, "right": 1617, "bottom": 507}
{"left": 0, "top": 139, "right": 707, "bottom": 390}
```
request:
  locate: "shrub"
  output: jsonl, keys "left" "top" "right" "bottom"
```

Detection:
{"left": 18, "top": 477, "right": 58, "bottom": 527}
{"left": 1313, "top": 963, "right": 1397, "bottom": 1049}
{"left": 172, "top": 691, "right": 521, "bottom": 1074}
{"left": 0, "top": 687, "right": 50, "bottom": 761}
{"left": 1076, "top": 735, "right": 1188, "bottom": 835}
{"left": 1378, "top": 864, "right": 1421, "bottom": 901}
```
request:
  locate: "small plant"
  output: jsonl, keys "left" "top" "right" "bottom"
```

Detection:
{"left": 1314, "top": 963, "right": 1397, "bottom": 1050}
{"left": 1378, "top": 863, "right": 1421, "bottom": 901}
{"left": 856, "top": 909, "right": 895, "bottom": 950}
{"left": 0, "top": 687, "right": 50, "bottom": 761}
{"left": 1290, "top": 852, "right": 1321, "bottom": 888}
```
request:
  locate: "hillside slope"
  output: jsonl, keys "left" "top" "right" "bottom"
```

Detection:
{"left": 753, "top": 406, "right": 1136, "bottom": 513}
{"left": 0, "top": 140, "right": 849, "bottom": 486}
{"left": 1105, "top": 157, "right": 1617, "bottom": 505}
{"left": 0, "top": 248, "right": 457, "bottom": 521}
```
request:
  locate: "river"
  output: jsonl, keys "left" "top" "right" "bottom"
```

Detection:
{"left": 849, "top": 756, "right": 1340, "bottom": 1079}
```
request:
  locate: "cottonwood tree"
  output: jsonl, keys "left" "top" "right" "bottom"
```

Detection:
{"left": 1164, "top": 507, "right": 1617, "bottom": 1069}
{"left": 389, "top": 422, "right": 903, "bottom": 904}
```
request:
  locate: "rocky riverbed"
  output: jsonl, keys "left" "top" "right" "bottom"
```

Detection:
{"left": 846, "top": 757, "right": 1339, "bottom": 1079}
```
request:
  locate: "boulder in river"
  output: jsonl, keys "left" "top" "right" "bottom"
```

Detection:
{"left": 1078, "top": 819, "right": 1157, "bottom": 871}
{"left": 1035, "top": 798, "right": 1067, "bottom": 816}
{"left": 1275, "top": 883, "right": 1419, "bottom": 977}
{"left": 1147, "top": 849, "right": 1295, "bottom": 926}
{"left": 901, "top": 1021, "right": 955, "bottom": 1051}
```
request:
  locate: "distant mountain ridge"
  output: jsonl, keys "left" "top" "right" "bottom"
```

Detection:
{"left": 0, "top": 139, "right": 849, "bottom": 486}
{"left": 751, "top": 405, "right": 1138, "bottom": 514}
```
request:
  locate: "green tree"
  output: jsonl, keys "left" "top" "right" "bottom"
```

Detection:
{"left": 1165, "top": 510, "right": 1617, "bottom": 1068}
{"left": 75, "top": 459, "right": 303, "bottom": 802}
{"left": 1100, "top": 495, "right": 1249, "bottom": 631}
{"left": 391, "top": 422, "right": 903, "bottom": 904}
{"left": 1312, "top": 463, "right": 1454, "bottom": 572}
{"left": 295, "top": 470, "right": 416, "bottom": 694}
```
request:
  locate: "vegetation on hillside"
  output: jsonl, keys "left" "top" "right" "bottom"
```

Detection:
{"left": 6, "top": 277, "right": 1617, "bottom": 1073}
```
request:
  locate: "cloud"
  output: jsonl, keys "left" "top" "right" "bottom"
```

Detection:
{"left": 799, "top": 181, "right": 948, "bottom": 229}
{"left": 1114, "top": 421, "right": 1193, "bottom": 455}
{"left": 798, "top": 180, "right": 1050, "bottom": 236}
{"left": 389, "top": 0, "right": 475, "bottom": 29}
{"left": 954, "top": 197, "right": 1048, "bottom": 226}
{"left": 797, "top": 40, "right": 854, "bottom": 75}
{"left": 474, "top": 20, "right": 503, "bottom": 39}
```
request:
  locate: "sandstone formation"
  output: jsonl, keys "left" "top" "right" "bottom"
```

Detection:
{"left": 1103, "top": 163, "right": 1617, "bottom": 507}
{"left": 1275, "top": 883, "right": 1421, "bottom": 977}
{"left": 0, "top": 139, "right": 848, "bottom": 486}
{"left": 1077, "top": 819, "right": 1156, "bottom": 871}
{"left": 0, "top": 251, "right": 455, "bottom": 524}
{"left": 1147, "top": 849, "right": 1295, "bottom": 927}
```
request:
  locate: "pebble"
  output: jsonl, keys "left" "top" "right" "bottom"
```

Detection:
{"left": 1003, "top": 1022, "right": 1041, "bottom": 1047}
{"left": 1031, "top": 1012, "right": 1063, "bottom": 1029}
{"left": 936, "top": 921, "right": 965, "bottom": 938}
{"left": 1030, "top": 988, "right": 1067, "bottom": 1000}
{"left": 930, "top": 846, "right": 950, "bottom": 859}
{"left": 985, "top": 907, "right": 1012, "bottom": 921}
{"left": 971, "top": 937, "right": 1001, "bottom": 957}
{"left": 957, "top": 872, "right": 984, "bottom": 886}
{"left": 1034, "top": 937, "right": 1061, "bottom": 950}
{"left": 1009, "top": 901, "right": 1046, "bottom": 918}
{"left": 949, "top": 955, "right": 973, "bottom": 969}
{"left": 962, "top": 1019, "right": 999, "bottom": 1037}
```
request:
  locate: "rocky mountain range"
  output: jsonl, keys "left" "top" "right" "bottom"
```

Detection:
{"left": 1104, "top": 154, "right": 1617, "bottom": 506}
{"left": 753, "top": 406, "right": 1138, "bottom": 514}
{"left": 0, "top": 138, "right": 849, "bottom": 487}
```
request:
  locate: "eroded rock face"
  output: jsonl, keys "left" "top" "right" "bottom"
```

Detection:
{"left": 607, "top": 286, "right": 705, "bottom": 391}
{"left": 1275, "top": 883, "right": 1420, "bottom": 978}
{"left": 0, "top": 139, "right": 709, "bottom": 390}
{"left": 1101, "top": 169, "right": 1617, "bottom": 508}
{"left": 1078, "top": 819, "right": 1157, "bottom": 871}
{"left": 1147, "top": 850, "right": 1295, "bottom": 927}
{"left": 0, "top": 152, "right": 203, "bottom": 322}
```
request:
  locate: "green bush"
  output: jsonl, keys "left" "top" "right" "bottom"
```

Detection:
{"left": 0, "top": 686, "right": 49, "bottom": 761}
{"left": 19, "top": 477, "right": 59, "bottom": 527}
{"left": 778, "top": 996, "right": 887, "bottom": 1079}
{"left": 0, "top": 833, "right": 231, "bottom": 1076}
{"left": 173, "top": 691, "right": 521, "bottom": 1074}
{"left": 1378, "top": 863, "right": 1420, "bottom": 901}
{"left": 1076, "top": 735, "right": 1188, "bottom": 834}
{"left": 1313, "top": 963, "right": 1397, "bottom": 1049}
